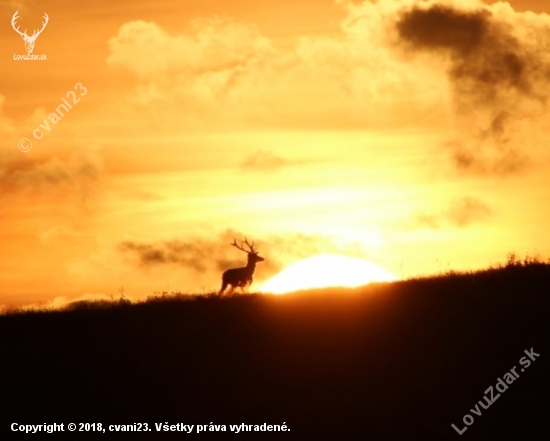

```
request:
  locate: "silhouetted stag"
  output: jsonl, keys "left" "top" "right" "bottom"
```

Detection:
{"left": 219, "top": 238, "right": 264, "bottom": 295}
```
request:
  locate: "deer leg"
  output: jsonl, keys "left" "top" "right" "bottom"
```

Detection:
{"left": 219, "top": 280, "right": 228, "bottom": 296}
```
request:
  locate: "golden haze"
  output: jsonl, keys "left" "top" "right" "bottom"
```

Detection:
{"left": 0, "top": 0, "right": 549, "bottom": 308}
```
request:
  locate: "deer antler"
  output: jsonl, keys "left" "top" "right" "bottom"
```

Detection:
{"left": 31, "top": 13, "right": 49, "bottom": 38}
{"left": 243, "top": 238, "right": 258, "bottom": 253}
{"left": 231, "top": 238, "right": 248, "bottom": 253}
{"left": 231, "top": 238, "right": 258, "bottom": 253}
{"left": 11, "top": 11, "right": 27, "bottom": 38}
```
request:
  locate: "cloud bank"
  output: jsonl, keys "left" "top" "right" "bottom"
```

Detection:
{"left": 118, "top": 230, "right": 365, "bottom": 284}
{"left": 107, "top": 0, "right": 550, "bottom": 174}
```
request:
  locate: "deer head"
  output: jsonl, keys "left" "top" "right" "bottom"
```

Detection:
{"left": 231, "top": 238, "right": 265, "bottom": 265}
{"left": 12, "top": 11, "right": 49, "bottom": 54}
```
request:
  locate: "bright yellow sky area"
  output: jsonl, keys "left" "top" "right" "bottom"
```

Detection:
{"left": 1, "top": 0, "right": 549, "bottom": 308}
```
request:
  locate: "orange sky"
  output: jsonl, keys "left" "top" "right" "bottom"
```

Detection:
{"left": 1, "top": 0, "right": 549, "bottom": 308}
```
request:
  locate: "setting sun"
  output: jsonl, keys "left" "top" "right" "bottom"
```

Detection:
{"left": 260, "top": 254, "right": 396, "bottom": 294}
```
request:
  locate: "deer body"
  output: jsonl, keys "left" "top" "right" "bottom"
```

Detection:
{"left": 219, "top": 238, "right": 264, "bottom": 295}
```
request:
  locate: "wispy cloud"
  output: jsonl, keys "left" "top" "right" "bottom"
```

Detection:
{"left": 119, "top": 230, "right": 264, "bottom": 274}
{"left": 118, "top": 230, "right": 361, "bottom": 281}
{"left": 241, "top": 150, "right": 298, "bottom": 172}
{"left": 0, "top": 0, "right": 30, "bottom": 12}
{"left": 0, "top": 149, "right": 102, "bottom": 204}
{"left": 415, "top": 197, "right": 493, "bottom": 229}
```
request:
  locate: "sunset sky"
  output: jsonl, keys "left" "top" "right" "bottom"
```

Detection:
{"left": 1, "top": 0, "right": 549, "bottom": 308}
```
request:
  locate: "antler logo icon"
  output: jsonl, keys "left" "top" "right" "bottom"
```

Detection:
{"left": 11, "top": 11, "right": 49, "bottom": 54}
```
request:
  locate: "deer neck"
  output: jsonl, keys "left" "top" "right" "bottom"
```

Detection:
{"left": 245, "top": 258, "right": 256, "bottom": 274}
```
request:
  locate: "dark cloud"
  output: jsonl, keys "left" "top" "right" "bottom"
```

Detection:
{"left": 396, "top": 4, "right": 543, "bottom": 105}
{"left": 416, "top": 197, "right": 492, "bottom": 229}
{"left": 0, "top": 149, "right": 102, "bottom": 203}
{"left": 119, "top": 230, "right": 280, "bottom": 278}
{"left": 118, "top": 230, "right": 353, "bottom": 280}
{"left": 119, "top": 239, "right": 239, "bottom": 272}
{"left": 395, "top": 2, "right": 550, "bottom": 175}
{"left": 120, "top": 236, "right": 239, "bottom": 272}
{"left": 449, "top": 137, "right": 529, "bottom": 176}
{"left": 486, "top": 111, "right": 510, "bottom": 140}
{"left": 447, "top": 197, "right": 492, "bottom": 227}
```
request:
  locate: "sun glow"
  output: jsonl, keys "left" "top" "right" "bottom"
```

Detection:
{"left": 260, "top": 254, "right": 397, "bottom": 294}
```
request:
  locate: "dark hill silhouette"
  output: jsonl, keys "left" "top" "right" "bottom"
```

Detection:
{"left": 1, "top": 262, "right": 549, "bottom": 440}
